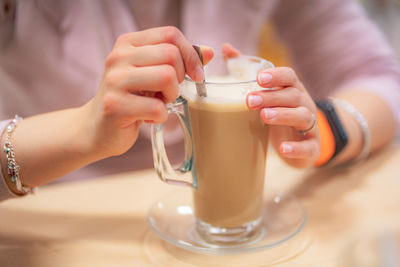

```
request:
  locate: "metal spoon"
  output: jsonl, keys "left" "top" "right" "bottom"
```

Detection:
{"left": 192, "top": 44, "right": 207, "bottom": 97}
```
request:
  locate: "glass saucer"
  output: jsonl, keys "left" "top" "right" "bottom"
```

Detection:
{"left": 147, "top": 187, "right": 307, "bottom": 255}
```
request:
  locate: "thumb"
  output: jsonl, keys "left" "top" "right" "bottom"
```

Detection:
{"left": 199, "top": 45, "right": 214, "bottom": 66}
{"left": 193, "top": 44, "right": 214, "bottom": 66}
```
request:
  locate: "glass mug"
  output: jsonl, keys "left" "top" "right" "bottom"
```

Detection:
{"left": 151, "top": 55, "right": 274, "bottom": 246}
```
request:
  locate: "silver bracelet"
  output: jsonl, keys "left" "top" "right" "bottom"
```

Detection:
{"left": 329, "top": 97, "right": 371, "bottom": 162}
{"left": 3, "top": 115, "right": 35, "bottom": 195}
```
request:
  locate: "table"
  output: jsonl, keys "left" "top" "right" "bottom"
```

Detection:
{"left": 1, "top": 144, "right": 400, "bottom": 267}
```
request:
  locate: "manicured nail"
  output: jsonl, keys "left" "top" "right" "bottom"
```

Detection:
{"left": 258, "top": 72, "right": 273, "bottom": 85}
{"left": 194, "top": 66, "right": 204, "bottom": 81}
{"left": 248, "top": 95, "right": 263, "bottom": 107}
{"left": 282, "top": 144, "right": 293, "bottom": 153}
{"left": 263, "top": 108, "right": 277, "bottom": 119}
{"left": 200, "top": 45, "right": 214, "bottom": 65}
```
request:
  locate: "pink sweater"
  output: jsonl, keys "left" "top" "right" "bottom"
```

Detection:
{"left": 1, "top": 0, "right": 399, "bottom": 200}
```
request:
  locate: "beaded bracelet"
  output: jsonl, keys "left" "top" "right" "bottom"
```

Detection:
{"left": 3, "top": 115, "right": 35, "bottom": 195}
{"left": 329, "top": 97, "right": 371, "bottom": 162}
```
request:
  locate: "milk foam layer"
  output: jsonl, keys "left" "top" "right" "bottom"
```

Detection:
{"left": 180, "top": 75, "right": 261, "bottom": 111}
{"left": 180, "top": 56, "right": 270, "bottom": 108}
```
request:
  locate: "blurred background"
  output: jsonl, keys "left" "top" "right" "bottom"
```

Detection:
{"left": 258, "top": 0, "right": 400, "bottom": 66}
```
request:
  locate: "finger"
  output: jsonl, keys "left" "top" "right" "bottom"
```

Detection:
{"left": 260, "top": 106, "right": 317, "bottom": 133}
{"left": 199, "top": 45, "right": 214, "bottom": 66}
{"left": 257, "top": 67, "right": 302, "bottom": 89}
{"left": 105, "top": 65, "right": 179, "bottom": 103}
{"left": 247, "top": 87, "right": 307, "bottom": 109}
{"left": 106, "top": 44, "right": 186, "bottom": 83}
{"left": 279, "top": 139, "right": 320, "bottom": 160}
{"left": 103, "top": 93, "right": 168, "bottom": 127}
{"left": 222, "top": 43, "right": 241, "bottom": 59}
{"left": 115, "top": 26, "right": 204, "bottom": 81}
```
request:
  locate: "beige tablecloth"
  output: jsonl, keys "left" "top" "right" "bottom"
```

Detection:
{"left": 1, "top": 145, "right": 400, "bottom": 267}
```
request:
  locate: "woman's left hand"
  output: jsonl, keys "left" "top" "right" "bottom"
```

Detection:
{"left": 247, "top": 67, "right": 320, "bottom": 168}
{"left": 222, "top": 43, "right": 320, "bottom": 168}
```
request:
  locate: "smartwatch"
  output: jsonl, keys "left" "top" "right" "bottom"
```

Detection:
{"left": 315, "top": 100, "right": 348, "bottom": 166}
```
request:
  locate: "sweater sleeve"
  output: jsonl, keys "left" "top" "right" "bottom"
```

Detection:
{"left": 0, "top": 119, "right": 18, "bottom": 202}
{"left": 271, "top": 0, "right": 400, "bottom": 136}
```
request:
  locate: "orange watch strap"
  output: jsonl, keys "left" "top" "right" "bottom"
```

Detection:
{"left": 315, "top": 109, "right": 336, "bottom": 166}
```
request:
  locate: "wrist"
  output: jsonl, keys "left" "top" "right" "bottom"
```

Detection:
{"left": 314, "top": 97, "right": 368, "bottom": 167}
{"left": 314, "top": 100, "right": 349, "bottom": 166}
{"left": 1, "top": 125, "right": 20, "bottom": 195}
{"left": 78, "top": 99, "right": 129, "bottom": 160}
{"left": 75, "top": 101, "right": 111, "bottom": 161}
{"left": 1, "top": 116, "right": 36, "bottom": 195}
{"left": 330, "top": 100, "right": 364, "bottom": 164}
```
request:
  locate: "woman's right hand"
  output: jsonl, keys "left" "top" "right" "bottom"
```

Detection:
{"left": 1, "top": 27, "right": 215, "bottom": 190}
{"left": 84, "top": 26, "right": 209, "bottom": 159}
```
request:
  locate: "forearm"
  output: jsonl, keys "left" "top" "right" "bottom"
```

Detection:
{"left": 331, "top": 89, "right": 396, "bottom": 164}
{"left": 0, "top": 103, "right": 102, "bottom": 192}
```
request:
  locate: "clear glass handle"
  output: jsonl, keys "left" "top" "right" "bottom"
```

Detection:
{"left": 151, "top": 97, "right": 195, "bottom": 188}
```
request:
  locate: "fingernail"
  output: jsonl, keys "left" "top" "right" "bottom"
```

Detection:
{"left": 194, "top": 66, "right": 204, "bottom": 81}
{"left": 258, "top": 72, "right": 272, "bottom": 85}
{"left": 200, "top": 45, "right": 214, "bottom": 65}
{"left": 263, "top": 108, "right": 276, "bottom": 119}
{"left": 282, "top": 144, "right": 293, "bottom": 153}
{"left": 248, "top": 95, "right": 263, "bottom": 107}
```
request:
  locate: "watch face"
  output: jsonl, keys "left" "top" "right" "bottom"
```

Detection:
{"left": 316, "top": 101, "right": 348, "bottom": 159}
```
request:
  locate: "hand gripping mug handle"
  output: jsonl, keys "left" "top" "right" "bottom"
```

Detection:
{"left": 150, "top": 97, "right": 196, "bottom": 188}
